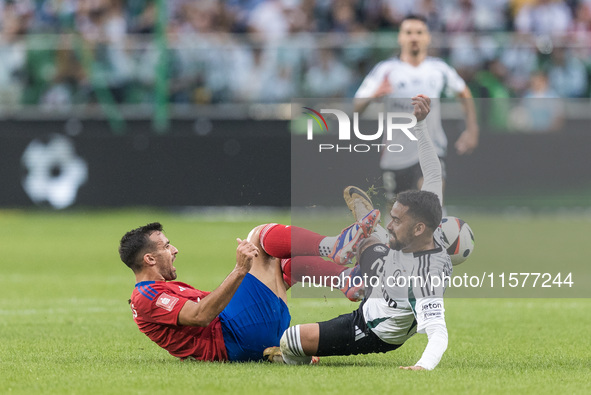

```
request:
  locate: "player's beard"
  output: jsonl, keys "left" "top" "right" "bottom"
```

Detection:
{"left": 389, "top": 231, "right": 403, "bottom": 251}
{"left": 389, "top": 228, "right": 412, "bottom": 251}
{"left": 168, "top": 264, "right": 177, "bottom": 281}
{"left": 161, "top": 260, "right": 177, "bottom": 281}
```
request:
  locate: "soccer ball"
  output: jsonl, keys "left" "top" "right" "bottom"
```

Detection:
{"left": 439, "top": 216, "right": 475, "bottom": 266}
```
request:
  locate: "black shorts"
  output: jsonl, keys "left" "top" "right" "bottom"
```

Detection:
{"left": 316, "top": 306, "right": 402, "bottom": 357}
{"left": 383, "top": 159, "right": 447, "bottom": 195}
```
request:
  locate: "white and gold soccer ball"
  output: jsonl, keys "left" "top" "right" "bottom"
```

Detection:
{"left": 439, "top": 216, "right": 475, "bottom": 266}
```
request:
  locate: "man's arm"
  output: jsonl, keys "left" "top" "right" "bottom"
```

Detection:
{"left": 401, "top": 274, "right": 449, "bottom": 371}
{"left": 354, "top": 74, "right": 392, "bottom": 114}
{"left": 412, "top": 95, "right": 443, "bottom": 205}
{"left": 455, "top": 86, "right": 479, "bottom": 155}
{"left": 415, "top": 320, "right": 448, "bottom": 370}
{"left": 400, "top": 318, "right": 448, "bottom": 371}
{"left": 359, "top": 95, "right": 438, "bottom": 255}
{"left": 177, "top": 239, "right": 258, "bottom": 327}
{"left": 400, "top": 294, "right": 448, "bottom": 371}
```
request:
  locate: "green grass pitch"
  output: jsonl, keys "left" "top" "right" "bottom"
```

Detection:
{"left": 0, "top": 209, "right": 589, "bottom": 394}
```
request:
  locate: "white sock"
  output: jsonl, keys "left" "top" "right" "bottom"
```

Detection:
{"left": 318, "top": 236, "right": 337, "bottom": 257}
{"left": 280, "top": 326, "right": 313, "bottom": 365}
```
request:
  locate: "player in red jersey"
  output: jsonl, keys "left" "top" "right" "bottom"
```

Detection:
{"left": 120, "top": 213, "right": 379, "bottom": 362}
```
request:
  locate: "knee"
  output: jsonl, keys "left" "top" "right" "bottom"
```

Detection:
{"left": 280, "top": 326, "right": 313, "bottom": 365}
{"left": 247, "top": 223, "right": 281, "bottom": 258}
{"left": 246, "top": 225, "right": 266, "bottom": 245}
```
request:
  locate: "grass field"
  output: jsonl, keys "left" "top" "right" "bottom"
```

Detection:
{"left": 1, "top": 209, "right": 590, "bottom": 394}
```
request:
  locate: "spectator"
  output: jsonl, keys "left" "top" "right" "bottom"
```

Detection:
{"left": 128, "top": 0, "right": 156, "bottom": 34}
{"left": 35, "top": 0, "right": 76, "bottom": 32}
{"left": 444, "top": 0, "right": 477, "bottom": 32}
{"left": 516, "top": 69, "right": 564, "bottom": 132}
{"left": 1, "top": 0, "right": 591, "bottom": 108}
{"left": 230, "top": 43, "right": 294, "bottom": 102}
{"left": 73, "top": 0, "right": 134, "bottom": 103}
{"left": 168, "top": 1, "right": 240, "bottom": 103}
{"left": 0, "top": 1, "right": 28, "bottom": 109}
{"left": 515, "top": 0, "right": 573, "bottom": 36}
{"left": 570, "top": 1, "right": 591, "bottom": 58}
{"left": 546, "top": 47, "right": 588, "bottom": 97}
{"left": 247, "top": 0, "right": 291, "bottom": 40}
{"left": 382, "top": 0, "right": 416, "bottom": 27}
{"left": 499, "top": 33, "right": 540, "bottom": 95}
{"left": 304, "top": 47, "right": 353, "bottom": 98}
{"left": 330, "top": 0, "right": 361, "bottom": 33}
{"left": 470, "top": 59, "right": 512, "bottom": 130}
{"left": 225, "top": 0, "right": 265, "bottom": 33}
{"left": 444, "top": 0, "right": 511, "bottom": 32}
{"left": 40, "top": 46, "right": 85, "bottom": 111}
{"left": 415, "top": 0, "right": 444, "bottom": 32}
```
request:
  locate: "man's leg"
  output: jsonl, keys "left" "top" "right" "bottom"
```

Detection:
{"left": 245, "top": 225, "right": 289, "bottom": 303}
{"left": 256, "top": 212, "right": 380, "bottom": 265}
{"left": 252, "top": 218, "right": 379, "bottom": 300}
{"left": 269, "top": 308, "right": 401, "bottom": 364}
{"left": 219, "top": 272, "right": 291, "bottom": 362}
{"left": 243, "top": 223, "right": 349, "bottom": 302}
{"left": 383, "top": 164, "right": 423, "bottom": 200}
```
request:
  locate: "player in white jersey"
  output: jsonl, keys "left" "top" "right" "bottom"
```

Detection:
{"left": 265, "top": 95, "right": 452, "bottom": 370}
{"left": 354, "top": 14, "right": 479, "bottom": 199}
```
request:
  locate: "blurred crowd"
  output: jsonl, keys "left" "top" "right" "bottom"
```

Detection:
{"left": 1, "top": 0, "right": 591, "bottom": 110}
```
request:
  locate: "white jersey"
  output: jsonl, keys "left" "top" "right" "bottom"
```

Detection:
{"left": 354, "top": 57, "right": 466, "bottom": 170}
{"left": 361, "top": 228, "right": 453, "bottom": 344}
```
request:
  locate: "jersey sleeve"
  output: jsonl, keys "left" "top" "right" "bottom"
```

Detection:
{"left": 440, "top": 61, "right": 466, "bottom": 96}
{"left": 414, "top": 317, "right": 448, "bottom": 370}
{"left": 414, "top": 119, "right": 443, "bottom": 204}
{"left": 411, "top": 253, "right": 450, "bottom": 370}
{"left": 354, "top": 61, "right": 386, "bottom": 98}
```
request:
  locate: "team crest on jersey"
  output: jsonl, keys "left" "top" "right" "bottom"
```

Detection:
{"left": 156, "top": 293, "right": 179, "bottom": 312}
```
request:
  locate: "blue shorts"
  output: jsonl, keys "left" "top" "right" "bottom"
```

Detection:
{"left": 219, "top": 273, "right": 291, "bottom": 362}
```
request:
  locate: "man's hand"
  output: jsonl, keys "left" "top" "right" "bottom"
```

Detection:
{"left": 454, "top": 128, "right": 478, "bottom": 155}
{"left": 372, "top": 74, "right": 393, "bottom": 98}
{"left": 456, "top": 86, "right": 479, "bottom": 155}
{"left": 399, "top": 365, "right": 425, "bottom": 371}
{"left": 235, "top": 238, "right": 259, "bottom": 273}
{"left": 411, "top": 94, "right": 431, "bottom": 122}
{"left": 178, "top": 238, "right": 258, "bottom": 327}
{"left": 354, "top": 75, "right": 393, "bottom": 113}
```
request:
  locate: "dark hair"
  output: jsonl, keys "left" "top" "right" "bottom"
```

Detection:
{"left": 395, "top": 190, "right": 441, "bottom": 231}
{"left": 119, "top": 222, "right": 163, "bottom": 272}
{"left": 400, "top": 14, "right": 429, "bottom": 27}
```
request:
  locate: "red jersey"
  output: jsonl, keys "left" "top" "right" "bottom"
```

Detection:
{"left": 130, "top": 280, "right": 228, "bottom": 361}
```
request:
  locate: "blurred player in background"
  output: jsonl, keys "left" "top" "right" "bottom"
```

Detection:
{"left": 266, "top": 95, "right": 453, "bottom": 370}
{"left": 354, "top": 14, "right": 479, "bottom": 200}
{"left": 119, "top": 211, "right": 379, "bottom": 362}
